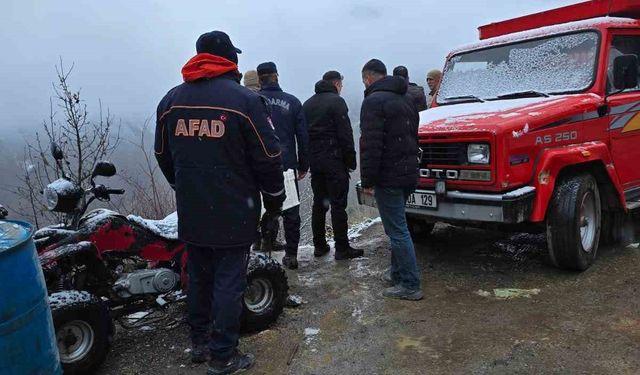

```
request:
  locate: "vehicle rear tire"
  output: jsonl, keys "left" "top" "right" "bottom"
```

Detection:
{"left": 407, "top": 217, "right": 435, "bottom": 243}
{"left": 601, "top": 210, "right": 634, "bottom": 246}
{"left": 546, "top": 173, "right": 601, "bottom": 271}
{"left": 49, "top": 291, "right": 112, "bottom": 375}
{"left": 241, "top": 253, "right": 288, "bottom": 332}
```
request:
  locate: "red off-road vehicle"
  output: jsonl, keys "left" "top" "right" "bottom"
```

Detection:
{"left": 358, "top": 0, "right": 640, "bottom": 271}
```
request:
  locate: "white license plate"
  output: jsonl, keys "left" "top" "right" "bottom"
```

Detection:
{"left": 406, "top": 192, "right": 437, "bottom": 209}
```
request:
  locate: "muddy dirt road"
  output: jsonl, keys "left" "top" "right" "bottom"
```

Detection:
{"left": 98, "top": 223, "right": 640, "bottom": 375}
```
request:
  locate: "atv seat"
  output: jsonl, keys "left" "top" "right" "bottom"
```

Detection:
{"left": 126, "top": 212, "right": 178, "bottom": 241}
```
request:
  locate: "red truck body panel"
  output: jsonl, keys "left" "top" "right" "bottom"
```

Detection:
{"left": 415, "top": 2, "right": 640, "bottom": 225}
{"left": 479, "top": 0, "right": 640, "bottom": 40}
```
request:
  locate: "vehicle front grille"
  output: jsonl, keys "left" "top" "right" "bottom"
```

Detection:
{"left": 420, "top": 142, "right": 467, "bottom": 166}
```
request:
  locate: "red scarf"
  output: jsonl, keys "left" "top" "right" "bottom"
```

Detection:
{"left": 181, "top": 53, "right": 238, "bottom": 82}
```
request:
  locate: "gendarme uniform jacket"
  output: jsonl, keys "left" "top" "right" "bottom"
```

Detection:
{"left": 259, "top": 82, "right": 309, "bottom": 172}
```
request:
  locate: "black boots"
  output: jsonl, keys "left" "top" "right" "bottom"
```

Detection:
{"left": 207, "top": 350, "right": 255, "bottom": 375}
{"left": 282, "top": 254, "right": 298, "bottom": 270}
{"left": 313, "top": 243, "right": 330, "bottom": 257}
{"left": 334, "top": 246, "right": 364, "bottom": 260}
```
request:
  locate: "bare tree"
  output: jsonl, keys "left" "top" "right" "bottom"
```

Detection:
{"left": 7, "top": 60, "right": 120, "bottom": 227}
{"left": 115, "top": 119, "right": 176, "bottom": 219}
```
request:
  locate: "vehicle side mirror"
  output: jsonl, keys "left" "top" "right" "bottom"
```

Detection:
{"left": 50, "top": 143, "right": 64, "bottom": 161}
{"left": 613, "top": 54, "right": 639, "bottom": 91}
{"left": 91, "top": 161, "right": 116, "bottom": 178}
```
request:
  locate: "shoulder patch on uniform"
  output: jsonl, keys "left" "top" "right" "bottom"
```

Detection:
{"left": 259, "top": 95, "right": 273, "bottom": 116}
{"left": 266, "top": 116, "right": 275, "bottom": 130}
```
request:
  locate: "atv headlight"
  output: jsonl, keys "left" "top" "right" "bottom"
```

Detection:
{"left": 44, "top": 187, "right": 59, "bottom": 210}
{"left": 43, "top": 179, "right": 83, "bottom": 212}
{"left": 467, "top": 144, "right": 490, "bottom": 164}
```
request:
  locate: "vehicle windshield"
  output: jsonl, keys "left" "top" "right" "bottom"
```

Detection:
{"left": 438, "top": 31, "right": 599, "bottom": 103}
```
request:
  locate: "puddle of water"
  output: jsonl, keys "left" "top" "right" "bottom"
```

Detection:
{"left": 395, "top": 336, "right": 440, "bottom": 358}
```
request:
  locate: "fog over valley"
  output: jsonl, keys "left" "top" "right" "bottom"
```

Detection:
{"left": 0, "top": 0, "right": 575, "bottom": 222}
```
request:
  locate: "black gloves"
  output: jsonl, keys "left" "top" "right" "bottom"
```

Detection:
{"left": 262, "top": 193, "right": 284, "bottom": 216}
{"left": 260, "top": 192, "right": 285, "bottom": 253}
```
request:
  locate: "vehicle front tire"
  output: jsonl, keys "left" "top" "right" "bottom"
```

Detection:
{"left": 546, "top": 173, "right": 601, "bottom": 271}
{"left": 241, "top": 253, "right": 288, "bottom": 332}
{"left": 49, "top": 291, "right": 112, "bottom": 375}
{"left": 407, "top": 217, "right": 435, "bottom": 243}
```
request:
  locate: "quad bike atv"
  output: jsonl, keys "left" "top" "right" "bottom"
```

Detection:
{"left": 35, "top": 143, "right": 288, "bottom": 374}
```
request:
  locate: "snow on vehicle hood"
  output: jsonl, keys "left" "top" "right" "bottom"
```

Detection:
{"left": 419, "top": 94, "right": 601, "bottom": 135}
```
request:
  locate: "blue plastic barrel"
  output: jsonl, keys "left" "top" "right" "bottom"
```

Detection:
{"left": 0, "top": 220, "right": 62, "bottom": 375}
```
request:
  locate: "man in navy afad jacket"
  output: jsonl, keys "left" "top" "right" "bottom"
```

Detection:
{"left": 155, "top": 31, "right": 284, "bottom": 374}
{"left": 257, "top": 62, "right": 309, "bottom": 270}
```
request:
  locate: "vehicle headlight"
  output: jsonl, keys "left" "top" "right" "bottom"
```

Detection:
{"left": 467, "top": 144, "right": 490, "bottom": 164}
{"left": 43, "top": 179, "right": 82, "bottom": 212}
{"left": 44, "top": 187, "right": 59, "bottom": 210}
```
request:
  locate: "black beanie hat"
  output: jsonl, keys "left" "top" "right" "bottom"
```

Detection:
{"left": 257, "top": 62, "right": 278, "bottom": 75}
{"left": 196, "top": 31, "right": 242, "bottom": 64}
{"left": 362, "top": 59, "right": 387, "bottom": 75}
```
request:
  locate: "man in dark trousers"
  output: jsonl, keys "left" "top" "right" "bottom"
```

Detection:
{"left": 393, "top": 65, "right": 427, "bottom": 111}
{"left": 257, "top": 61, "right": 309, "bottom": 270}
{"left": 155, "top": 31, "right": 285, "bottom": 374}
{"left": 359, "top": 59, "right": 423, "bottom": 301}
{"left": 303, "top": 71, "right": 363, "bottom": 260}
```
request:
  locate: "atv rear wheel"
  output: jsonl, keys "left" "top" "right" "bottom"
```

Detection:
{"left": 49, "top": 291, "right": 112, "bottom": 375}
{"left": 241, "top": 253, "right": 288, "bottom": 332}
{"left": 546, "top": 174, "right": 601, "bottom": 271}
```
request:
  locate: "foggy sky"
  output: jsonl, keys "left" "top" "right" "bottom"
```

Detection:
{"left": 1, "top": 0, "right": 576, "bottom": 133}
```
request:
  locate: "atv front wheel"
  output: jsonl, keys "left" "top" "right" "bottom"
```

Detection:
{"left": 241, "top": 253, "right": 288, "bottom": 332}
{"left": 49, "top": 291, "right": 113, "bottom": 375}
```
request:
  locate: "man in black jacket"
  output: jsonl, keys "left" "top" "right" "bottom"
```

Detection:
{"left": 303, "top": 71, "right": 363, "bottom": 260}
{"left": 257, "top": 61, "right": 309, "bottom": 270}
{"left": 155, "top": 31, "right": 284, "bottom": 373}
{"left": 359, "top": 59, "right": 422, "bottom": 301}
{"left": 393, "top": 65, "right": 427, "bottom": 111}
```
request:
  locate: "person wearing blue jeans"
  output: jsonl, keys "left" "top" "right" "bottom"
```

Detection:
{"left": 359, "top": 58, "right": 422, "bottom": 300}
{"left": 374, "top": 187, "right": 421, "bottom": 292}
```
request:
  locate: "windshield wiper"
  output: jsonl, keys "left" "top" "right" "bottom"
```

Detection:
{"left": 443, "top": 95, "right": 485, "bottom": 103}
{"left": 496, "top": 90, "right": 550, "bottom": 100}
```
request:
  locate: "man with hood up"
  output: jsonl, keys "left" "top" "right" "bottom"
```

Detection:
{"left": 155, "top": 31, "right": 285, "bottom": 374}
{"left": 302, "top": 71, "right": 363, "bottom": 261}
{"left": 243, "top": 70, "right": 260, "bottom": 92}
{"left": 359, "top": 59, "right": 422, "bottom": 301}
{"left": 426, "top": 69, "right": 442, "bottom": 109}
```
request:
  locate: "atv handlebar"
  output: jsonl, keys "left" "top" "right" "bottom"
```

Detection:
{"left": 91, "top": 185, "right": 125, "bottom": 200}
